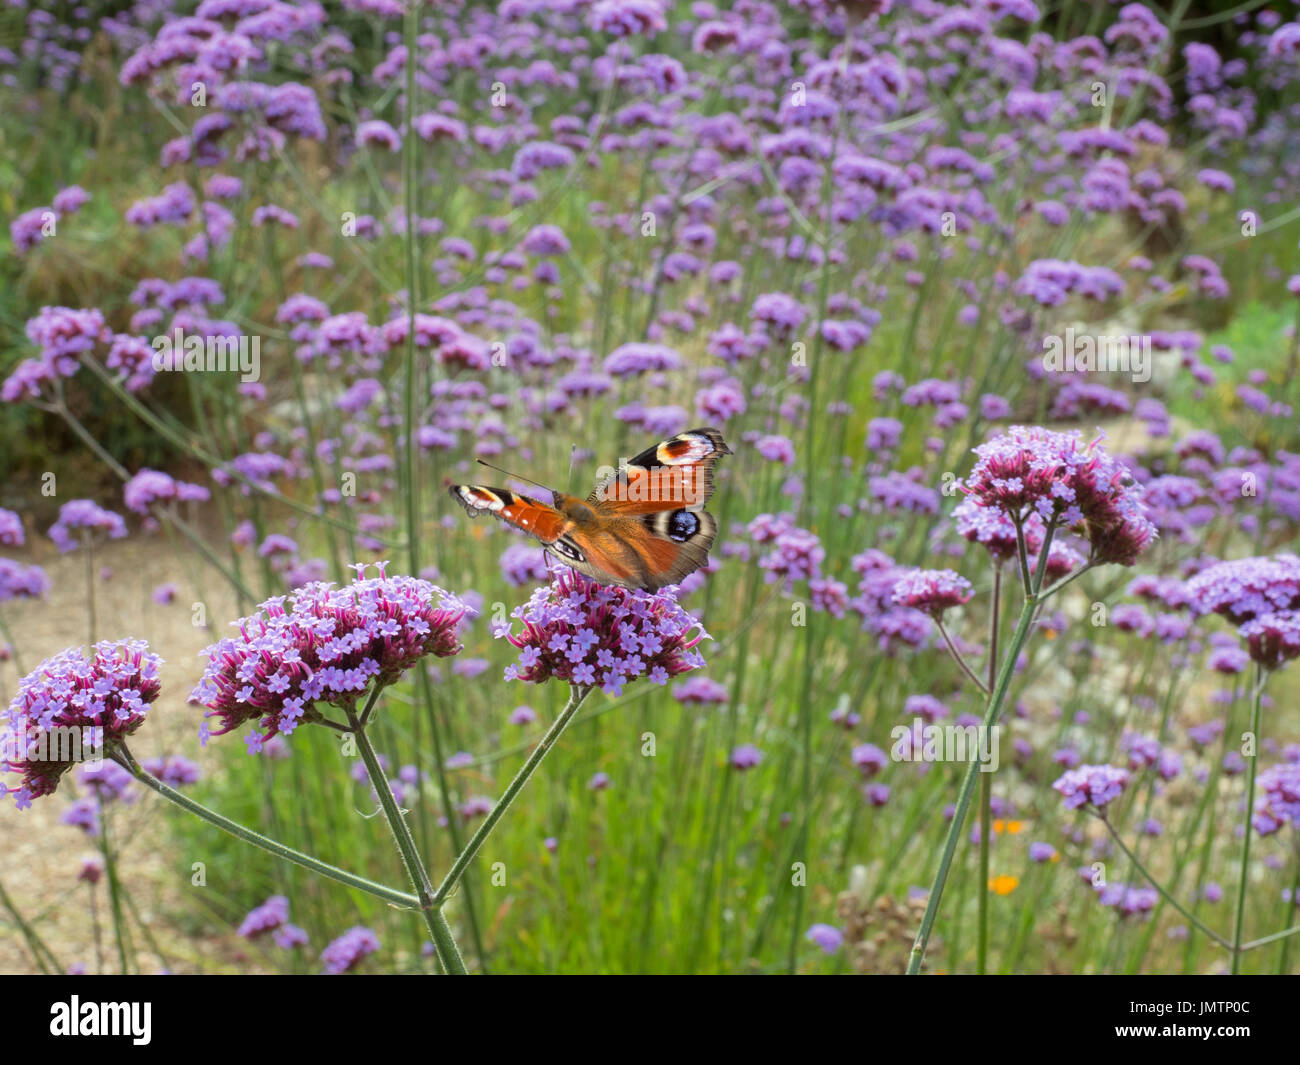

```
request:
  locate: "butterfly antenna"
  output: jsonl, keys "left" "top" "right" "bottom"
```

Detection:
{"left": 565, "top": 444, "right": 578, "bottom": 494}
{"left": 475, "top": 459, "right": 559, "bottom": 497}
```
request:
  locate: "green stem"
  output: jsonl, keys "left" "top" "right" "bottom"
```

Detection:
{"left": 97, "top": 798, "right": 131, "bottom": 973}
{"left": 977, "top": 771, "right": 991, "bottom": 975}
{"left": 0, "top": 876, "right": 60, "bottom": 973}
{"left": 977, "top": 565, "right": 1002, "bottom": 974}
{"left": 112, "top": 745, "right": 418, "bottom": 910}
{"left": 432, "top": 685, "right": 593, "bottom": 907}
{"left": 1232, "top": 666, "right": 1266, "bottom": 974}
{"left": 1097, "top": 814, "right": 1230, "bottom": 949}
{"left": 345, "top": 691, "right": 467, "bottom": 975}
{"left": 906, "top": 595, "right": 1037, "bottom": 974}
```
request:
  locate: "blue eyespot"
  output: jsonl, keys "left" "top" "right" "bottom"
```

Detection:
{"left": 667, "top": 510, "right": 699, "bottom": 543}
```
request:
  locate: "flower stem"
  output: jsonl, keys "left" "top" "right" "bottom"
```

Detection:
{"left": 97, "top": 798, "right": 131, "bottom": 973}
{"left": 345, "top": 693, "right": 468, "bottom": 975}
{"left": 976, "top": 566, "right": 1002, "bottom": 974}
{"left": 0, "top": 876, "right": 60, "bottom": 974}
{"left": 1232, "top": 665, "right": 1266, "bottom": 974}
{"left": 976, "top": 771, "right": 991, "bottom": 974}
{"left": 933, "top": 617, "right": 989, "bottom": 695}
{"left": 1096, "top": 813, "right": 1231, "bottom": 948}
{"left": 907, "top": 595, "right": 1036, "bottom": 974}
{"left": 113, "top": 746, "right": 419, "bottom": 910}
{"left": 433, "top": 684, "right": 593, "bottom": 907}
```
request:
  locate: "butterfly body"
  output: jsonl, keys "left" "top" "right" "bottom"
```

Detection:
{"left": 450, "top": 428, "right": 731, "bottom": 591}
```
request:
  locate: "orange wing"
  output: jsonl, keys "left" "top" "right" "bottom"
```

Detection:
{"left": 587, "top": 427, "right": 731, "bottom": 515}
{"left": 447, "top": 485, "right": 570, "bottom": 541}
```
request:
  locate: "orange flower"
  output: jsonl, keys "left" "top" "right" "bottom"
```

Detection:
{"left": 988, "top": 875, "right": 1019, "bottom": 896}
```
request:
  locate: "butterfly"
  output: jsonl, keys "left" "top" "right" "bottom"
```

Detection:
{"left": 449, "top": 427, "right": 731, "bottom": 591}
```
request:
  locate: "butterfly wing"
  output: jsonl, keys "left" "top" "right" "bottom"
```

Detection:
{"left": 448, "top": 485, "right": 571, "bottom": 541}
{"left": 572, "top": 427, "right": 730, "bottom": 590}
{"left": 588, "top": 426, "right": 731, "bottom": 514}
{"left": 450, "top": 428, "right": 731, "bottom": 592}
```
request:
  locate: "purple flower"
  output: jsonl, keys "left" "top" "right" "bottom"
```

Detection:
{"left": 356, "top": 120, "right": 401, "bottom": 151}
{"left": 1185, "top": 556, "right": 1300, "bottom": 625}
{"left": 588, "top": 0, "right": 666, "bottom": 36}
{"left": 673, "top": 676, "right": 728, "bottom": 705}
{"left": 48, "top": 500, "right": 127, "bottom": 552}
{"left": 498, "top": 571, "right": 707, "bottom": 693}
{"left": 0, "top": 559, "right": 49, "bottom": 602}
{"left": 1239, "top": 614, "right": 1300, "bottom": 671}
{"left": 320, "top": 926, "right": 380, "bottom": 974}
{"left": 891, "top": 569, "right": 974, "bottom": 617}
{"left": 851, "top": 743, "right": 888, "bottom": 778}
{"left": 1254, "top": 763, "right": 1300, "bottom": 835}
{"left": 964, "top": 426, "right": 1155, "bottom": 566}
{"left": 496, "top": 546, "right": 548, "bottom": 587}
{"left": 10, "top": 207, "right": 55, "bottom": 254}
{"left": 509, "top": 705, "right": 537, "bottom": 726}
{"left": 750, "top": 292, "right": 807, "bottom": 337}
{"left": 141, "top": 755, "right": 200, "bottom": 787}
{"left": 192, "top": 563, "right": 467, "bottom": 748}
{"left": 806, "top": 923, "right": 843, "bottom": 954}
{"left": 729, "top": 744, "right": 764, "bottom": 771}
{"left": 1028, "top": 842, "right": 1057, "bottom": 863}
{"left": 238, "top": 895, "right": 290, "bottom": 939}
{"left": 0, "top": 509, "right": 23, "bottom": 547}
{"left": 1053, "top": 764, "right": 1131, "bottom": 810}
{"left": 460, "top": 795, "right": 493, "bottom": 819}
{"left": 603, "top": 342, "right": 682, "bottom": 378}
{"left": 2, "top": 640, "right": 161, "bottom": 805}
{"left": 78, "top": 761, "right": 137, "bottom": 804}
{"left": 124, "top": 469, "right": 211, "bottom": 515}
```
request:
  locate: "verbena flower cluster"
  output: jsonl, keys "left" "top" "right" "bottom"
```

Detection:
{"left": 964, "top": 426, "right": 1156, "bottom": 566}
{"left": 891, "top": 569, "right": 974, "bottom": 617}
{"left": 1052, "top": 764, "right": 1131, "bottom": 810}
{"left": 191, "top": 563, "right": 468, "bottom": 751}
{"left": 2, "top": 639, "right": 162, "bottom": 805}
{"left": 47, "top": 499, "right": 128, "bottom": 552}
{"left": 1186, "top": 556, "right": 1300, "bottom": 669}
{"left": 497, "top": 570, "right": 708, "bottom": 696}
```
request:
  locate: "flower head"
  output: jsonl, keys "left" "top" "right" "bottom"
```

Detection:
{"left": 1052, "top": 764, "right": 1131, "bottom": 810}
{"left": 891, "top": 569, "right": 973, "bottom": 616}
{"left": 1254, "top": 763, "right": 1300, "bottom": 835}
{"left": 192, "top": 563, "right": 467, "bottom": 749}
{"left": 1238, "top": 614, "right": 1300, "bottom": 671}
{"left": 498, "top": 571, "right": 708, "bottom": 695}
{"left": 964, "top": 426, "right": 1155, "bottom": 566}
{"left": 238, "top": 895, "right": 291, "bottom": 939}
{"left": 1185, "top": 555, "right": 1300, "bottom": 625}
{"left": 729, "top": 744, "right": 764, "bottom": 770}
{"left": 320, "top": 926, "right": 380, "bottom": 974}
{"left": 2, "top": 639, "right": 161, "bottom": 805}
{"left": 48, "top": 500, "right": 127, "bottom": 552}
{"left": 806, "top": 923, "right": 843, "bottom": 954}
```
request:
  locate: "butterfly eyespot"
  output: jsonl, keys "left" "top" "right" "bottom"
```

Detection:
{"left": 667, "top": 509, "right": 700, "bottom": 543}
